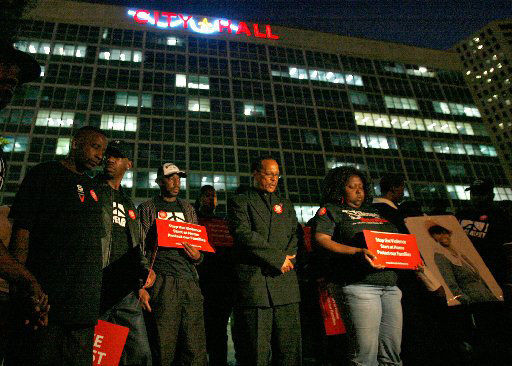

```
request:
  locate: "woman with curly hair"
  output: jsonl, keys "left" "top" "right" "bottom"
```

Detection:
{"left": 311, "top": 166, "right": 402, "bottom": 366}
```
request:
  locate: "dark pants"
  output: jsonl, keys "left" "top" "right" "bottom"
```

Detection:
{"left": 233, "top": 303, "right": 302, "bottom": 366}
{"left": 6, "top": 321, "right": 95, "bottom": 366}
{"left": 100, "top": 292, "right": 152, "bottom": 366}
{"left": 203, "top": 300, "right": 233, "bottom": 366}
{"left": 146, "top": 275, "right": 207, "bottom": 366}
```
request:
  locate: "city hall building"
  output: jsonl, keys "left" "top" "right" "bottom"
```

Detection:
{"left": 1, "top": 0, "right": 511, "bottom": 221}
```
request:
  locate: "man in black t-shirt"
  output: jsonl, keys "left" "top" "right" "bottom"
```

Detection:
{"left": 95, "top": 140, "right": 154, "bottom": 366}
{"left": 7, "top": 126, "right": 107, "bottom": 366}
{"left": 138, "top": 162, "right": 207, "bottom": 366}
{"left": 456, "top": 179, "right": 512, "bottom": 294}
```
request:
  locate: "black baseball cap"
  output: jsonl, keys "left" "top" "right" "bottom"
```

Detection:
{"left": 0, "top": 41, "right": 41, "bottom": 84}
{"left": 106, "top": 140, "right": 133, "bottom": 160}
{"left": 465, "top": 179, "right": 494, "bottom": 194}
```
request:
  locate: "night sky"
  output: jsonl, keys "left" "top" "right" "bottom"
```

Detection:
{"left": 85, "top": 0, "right": 512, "bottom": 50}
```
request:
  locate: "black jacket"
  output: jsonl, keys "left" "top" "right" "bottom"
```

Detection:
{"left": 227, "top": 187, "right": 301, "bottom": 307}
{"left": 94, "top": 177, "right": 150, "bottom": 289}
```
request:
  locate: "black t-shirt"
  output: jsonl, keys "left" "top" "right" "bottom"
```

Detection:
{"left": 9, "top": 161, "right": 104, "bottom": 326}
{"left": 312, "top": 202, "right": 399, "bottom": 286}
{"left": 100, "top": 186, "right": 138, "bottom": 311}
{"left": 110, "top": 188, "right": 131, "bottom": 264}
{"left": 151, "top": 197, "right": 197, "bottom": 279}
{"left": 456, "top": 204, "right": 512, "bottom": 285}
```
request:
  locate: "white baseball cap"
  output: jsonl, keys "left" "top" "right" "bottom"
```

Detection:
{"left": 156, "top": 162, "right": 187, "bottom": 180}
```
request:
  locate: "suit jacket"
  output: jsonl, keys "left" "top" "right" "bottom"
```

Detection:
{"left": 227, "top": 187, "right": 301, "bottom": 307}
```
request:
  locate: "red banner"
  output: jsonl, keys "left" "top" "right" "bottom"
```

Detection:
{"left": 156, "top": 220, "right": 215, "bottom": 252}
{"left": 363, "top": 230, "right": 422, "bottom": 269}
{"left": 198, "top": 218, "right": 234, "bottom": 247}
{"left": 317, "top": 280, "right": 346, "bottom": 336}
{"left": 93, "top": 320, "right": 130, "bottom": 366}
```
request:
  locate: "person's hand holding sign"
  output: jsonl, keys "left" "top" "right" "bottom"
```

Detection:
{"left": 182, "top": 242, "right": 201, "bottom": 261}
{"left": 360, "top": 248, "right": 385, "bottom": 269}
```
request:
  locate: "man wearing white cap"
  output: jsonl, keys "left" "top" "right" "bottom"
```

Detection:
{"left": 138, "top": 163, "right": 207, "bottom": 365}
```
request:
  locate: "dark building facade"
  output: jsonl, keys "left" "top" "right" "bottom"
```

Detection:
{"left": 1, "top": 0, "right": 510, "bottom": 221}
{"left": 455, "top": 19, "right": 512, "bottom": 184}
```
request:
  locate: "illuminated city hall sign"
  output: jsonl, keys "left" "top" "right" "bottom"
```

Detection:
{"left": 127, "top": 9, "right": 280, "bottom": 40}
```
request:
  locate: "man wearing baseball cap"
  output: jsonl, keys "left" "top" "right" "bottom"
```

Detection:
{"left": 457, "top": 178, "right": 512, "bottom": 288}
{"left": 138, "top": 163, "right": 207, "bottom": 365}
{"left": 94, "top": 140, "right": 154, "bottom": 365}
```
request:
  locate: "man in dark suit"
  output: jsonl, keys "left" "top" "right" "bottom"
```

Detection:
{"left": 227, "top": 156, "right": 302, "bottom": 366}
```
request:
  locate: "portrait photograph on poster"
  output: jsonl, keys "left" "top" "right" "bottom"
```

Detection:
{"left": 405, "top": 215, "right": 503, "bottom": 306}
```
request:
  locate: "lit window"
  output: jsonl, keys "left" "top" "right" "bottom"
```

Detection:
{"left": 14, "top": 40, "right": 51, "bottom": 55}
{"left": 349, "top": 91, "right": 369, "bottom": 105}
{"left": 279, "top": 66, "right": 363, "bottom": 86}
{"left": 243, "top": 103, "right": 265, "bottom": 116}
{"left": 176, "top": 74, "right": 210, "bottom": 90}
{"left": 55, "top": 138, "right": 70, "bottom": 155}
{"left": 100, "top": 114, "right": 137, "bottom": 131}
{"left": 36, "top": 110, "right": 75, "bottom": 127}
{"left": 494, "top": 187, "right": 512, "bottom": 201}
{"left": 354, "top": 112, "right": 486, "bottom": 136}
{"left": 384, "top": 96, "right": 418, "bottom": 110}
{"left": 52, "top": 43, "right": 86, "bottom": 58}
{"left": 294, "top": 205, "right": 321, "bottom": 224}
{"left": 40, "top": 66, "right": 45, "bottom": 77}
{"left": 432, "top": 101, "right": 481, "bottom": 117}
{"left": 422, "top": 141, "right": 497, "bottom": 156}
{"left": 99, "top": 48, "right": 142, "bottom": 62}
{"left": 3, "top": 136, "right": 28, "bottom": 152}
{"left": 148, "top": 172, "right": 159, "bottom": 188}
{"left": 360, "top": 134, "right": 397, "bottom": 150}
{"left": 383, "top": 63, "right": 405, "bottom": 74}
{"left": 141, "top": 94, "right": 152, "bottom": 108}
{"left": 446, "top": 185, "right": 470, "bottom": 200}
{"left": 405, "top": 66, "right": 435, "bottom": 77}
{"left": 188, "top": 98, "right": 210, "bottom": 112}
{"left": 326, "top": 159, "right": 364, "bottom": 170}
{"left": 115, "top": 92, "right": 139, "bottom": 107}
{"left": 121, "top": 171, "right": 133, "bottom": 188}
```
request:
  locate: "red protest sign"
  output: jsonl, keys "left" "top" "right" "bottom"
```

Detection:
{"left": 363, "top": 230, "right": 422, "bottom": 269}
{"left": 93, "top": 320, "right": 129, "bottom": 366}
{"left": 156, "top": 219, "right": 215, "bottom": 252}
{"left": 198, "top": 218, "right": 234, "bottom": 248}
{"left": 317, "top": 280, "right": 346, "bottom": 336}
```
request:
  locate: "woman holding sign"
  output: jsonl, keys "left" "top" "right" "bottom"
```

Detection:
{"left": 312, "top": 167, "right": 402, "bottom": 366}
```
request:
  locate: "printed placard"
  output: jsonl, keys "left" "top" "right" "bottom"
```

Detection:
{"left": 405, "top": 215, "right": 503, "bottom": 306}
{"left": 156, "top": 219, "right": 215, "bottom": 252}
{"left": 318, "top": 280, "right": 346, "bottom": 336}
{"left": 93, "top": 320, "right": 129, "bottom": 366}
{"left": 363, "top": 230, "right": 422, "bottom": 269}
{"left": 198, "top": 218, "right": 234, "bottom": 247}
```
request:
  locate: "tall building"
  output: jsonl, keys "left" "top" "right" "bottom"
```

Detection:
{"left": 1, "top": 0, "right": 511, "bottom": 221}
{"left": 454, "top": 19, "right": 512, "bottom": 184}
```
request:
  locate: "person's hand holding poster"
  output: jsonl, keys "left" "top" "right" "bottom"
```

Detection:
{"left": 156, "top": 219, "right": 215, "bottom": 252}
{"left": 363, "top": 230, "right": 422, "bottom": 269}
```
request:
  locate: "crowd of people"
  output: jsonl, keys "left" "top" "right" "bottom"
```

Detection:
{"left": 1, "top": 24, "right": 512, "bottom": 366}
